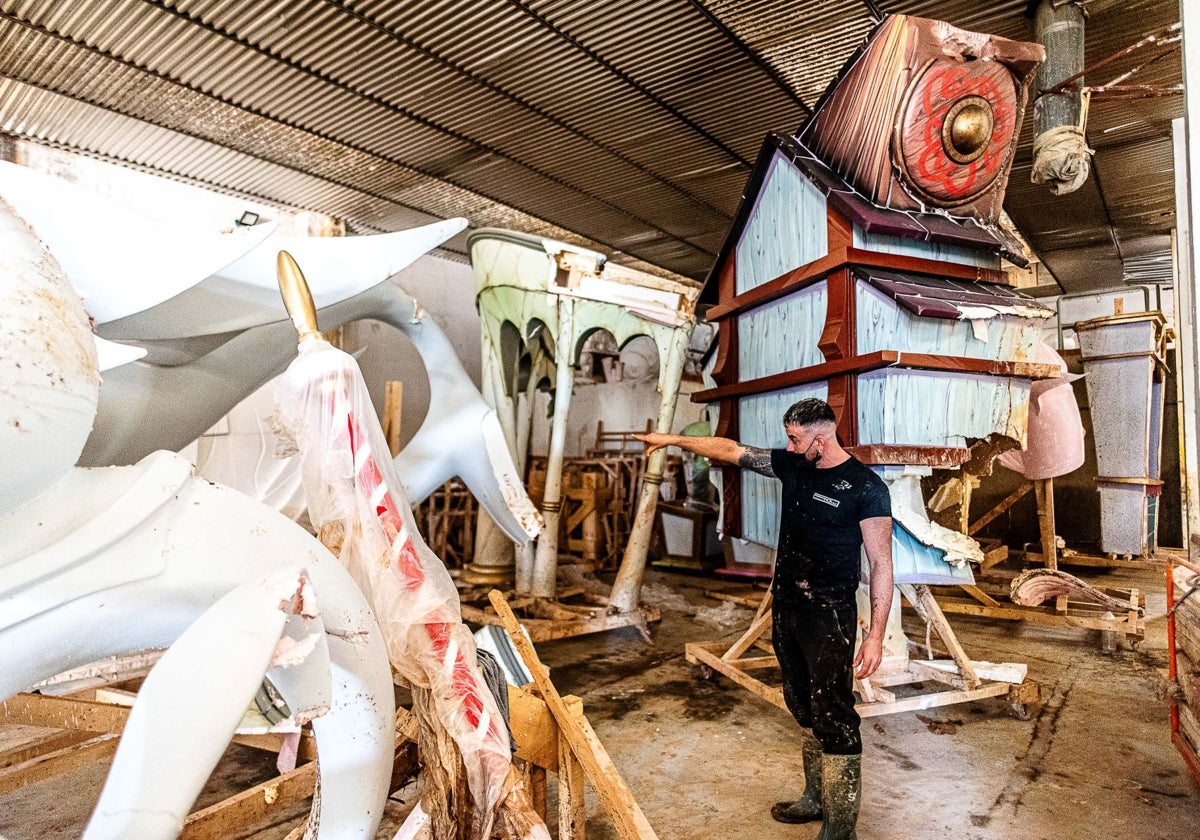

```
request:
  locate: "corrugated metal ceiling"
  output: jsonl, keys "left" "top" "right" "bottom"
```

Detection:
{"left": 0, "top": 0, "right": 1182, "bottom": 292}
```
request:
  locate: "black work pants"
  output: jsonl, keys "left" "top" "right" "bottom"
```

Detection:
{"left": 773, "top": 599, "right": 862, "bottom": 755}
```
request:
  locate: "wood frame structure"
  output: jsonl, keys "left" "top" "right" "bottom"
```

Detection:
{"left": 936, "top": 475, "right": 1148, "bottom": 647}
{"left": 685, "top": 590, "right": 1040, "bottom": 721}
{"left": 1168, "top": 557, "right": 1200, "bottom": 788}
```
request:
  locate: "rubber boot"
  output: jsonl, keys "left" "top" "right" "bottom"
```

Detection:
{"left": 770, "top": 730, "right": 823, "bottom": 823}
{"left": 814, "top": 753, "right": 861, "bottom": 840}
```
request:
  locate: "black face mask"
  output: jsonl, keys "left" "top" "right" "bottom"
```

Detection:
{"left": 801, "top": 438, "right": 820, "bottom": 464}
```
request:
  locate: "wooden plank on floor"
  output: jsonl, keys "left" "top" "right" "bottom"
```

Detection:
{"left": 856, "top": 682, "right": 1011, "bottom": 718}
{"left": 180, "top": 761, "right": 316, "bottom": 839}
{"left": 706, "top": 590, "right": 767, "bottom": 608}
{"left": 1, "top": 693, "right": 316, "bottom": 759}
{"left": 0, "top": 734, "right": 119, "bottom": 795}
{"left": 0, "top": 730, "right": 95, "bottom": 770}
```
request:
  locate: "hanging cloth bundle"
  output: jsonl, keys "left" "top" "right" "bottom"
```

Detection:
{"left": 1031, "top": 88, "right": 1094, "bottom": 196}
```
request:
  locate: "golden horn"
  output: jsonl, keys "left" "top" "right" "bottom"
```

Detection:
{"left": 276, "top": 250, "right": 324, "bottom": 344}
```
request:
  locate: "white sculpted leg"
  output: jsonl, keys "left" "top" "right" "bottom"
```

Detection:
{"left": 83, "top": 569, "right": 329, "bottom": 839}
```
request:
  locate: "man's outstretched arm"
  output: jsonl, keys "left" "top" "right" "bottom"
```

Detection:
{"left": 633, "top": 433, "right": 776, "bottom": 478}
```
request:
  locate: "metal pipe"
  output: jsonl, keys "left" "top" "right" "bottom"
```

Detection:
{"left": 1032, "top": 0, "right": 1090, "bottom": 195}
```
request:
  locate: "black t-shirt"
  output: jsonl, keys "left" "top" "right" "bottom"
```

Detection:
{"left": 769, "top": 450, "right": 892, "bottom": 606}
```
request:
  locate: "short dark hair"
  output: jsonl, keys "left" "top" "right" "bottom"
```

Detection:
{"left": 782, "top": 398, "right": 836, "bottom": 429}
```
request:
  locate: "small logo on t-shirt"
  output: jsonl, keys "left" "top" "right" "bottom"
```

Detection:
{"left": 832, "top": 479, "right": 852, "bottom": 490}
{"left": 813, "top": 492, "right": 841, "bottom": 508}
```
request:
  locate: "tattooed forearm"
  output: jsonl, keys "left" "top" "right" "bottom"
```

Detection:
{"left": 737, "top": 446, "right": 776, "bottom": 478}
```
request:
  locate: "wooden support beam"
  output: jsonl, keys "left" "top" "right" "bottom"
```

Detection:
{"left": 281, "top": 818, "right": 309, "bottom": 840}
{"left": 1033, "top": 478, "right": 1059, "bottom": 570}
{"left": 1, "top": 692, "right": 132, "bottom": 733}
{"left": 959, "top": 584, "right": 1002, "bottom": 608}
{"left": 936, "top": 597, "right": 1146, "bottom": 637}
{"left": 722, "top": 592, "right": 773, "bottom": 661}
{"left": 899, "top": 584, "right": 980, "bottom": 689}
{"left": 0, "top": 730, "right": 95, "bottom": 770}
{"left": 383, "top": 380, "right": 404, "bottom": 457}
{"left": 459, "top": 602, "right": 661, "bottom": 644}
{"left": 686, "top": 643, "right": 787, "bottom": 709}
{"left": 558, "top": 724, "right": 587, "bottom": 840}
{"left": 489, "top": 590, "right": 659, "bottom": 840}
{"left": 0, "top": 693, "right": 316, "bottom": 760}
{"left": 508, "top": 684, "right": 583, "bottom": 773}
{"left": 694, "top": 350, "right": 1060, "bottom": 403}
{"left": 968, "top": 482, "right": 1032, "bottom": 535}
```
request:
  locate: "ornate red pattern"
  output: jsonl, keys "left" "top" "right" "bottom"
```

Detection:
{"left": 896, "top": 59, "right": 1017, "bottom": 206}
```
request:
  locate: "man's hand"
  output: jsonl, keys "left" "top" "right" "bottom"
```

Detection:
{"left": 633, "top": 432, "right": 675, "bottom": 456}
{"left": 853, "top": 633, "right": 884, "bottom": 680}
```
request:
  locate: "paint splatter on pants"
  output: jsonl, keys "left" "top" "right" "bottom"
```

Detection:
{"left": 773, "top": 600, "right": 862, "bottom": 755}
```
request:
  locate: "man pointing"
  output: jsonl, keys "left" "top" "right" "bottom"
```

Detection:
{"left": 638, "top": 397, "right": 893, "bottom": 840}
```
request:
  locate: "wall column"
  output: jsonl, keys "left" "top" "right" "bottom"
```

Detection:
{"left": 464, "top": 319, "right": 517, "bottom": 585}
{"left": 530, "top": 298, "right": 575, "bottom": 598}
{"left": 609, "top": 326, "right": 690, "bottom": 613}
{"left": 1176, "top": 2, "right": 1200, "bottom": 558}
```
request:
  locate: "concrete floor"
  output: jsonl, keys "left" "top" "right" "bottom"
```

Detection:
{"left": 2, "top": 565, "right": 1198, "bottom": 839}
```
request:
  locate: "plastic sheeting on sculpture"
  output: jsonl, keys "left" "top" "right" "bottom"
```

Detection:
{"left": 273, "top": 338, "right": 527, "bottom": 838}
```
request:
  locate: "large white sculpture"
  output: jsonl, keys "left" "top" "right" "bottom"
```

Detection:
{"left": 0, "top": 194, "right": 395, "bottom": 838}
{"left": 0, "top": 162, "right": 539, "bottom": 544}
